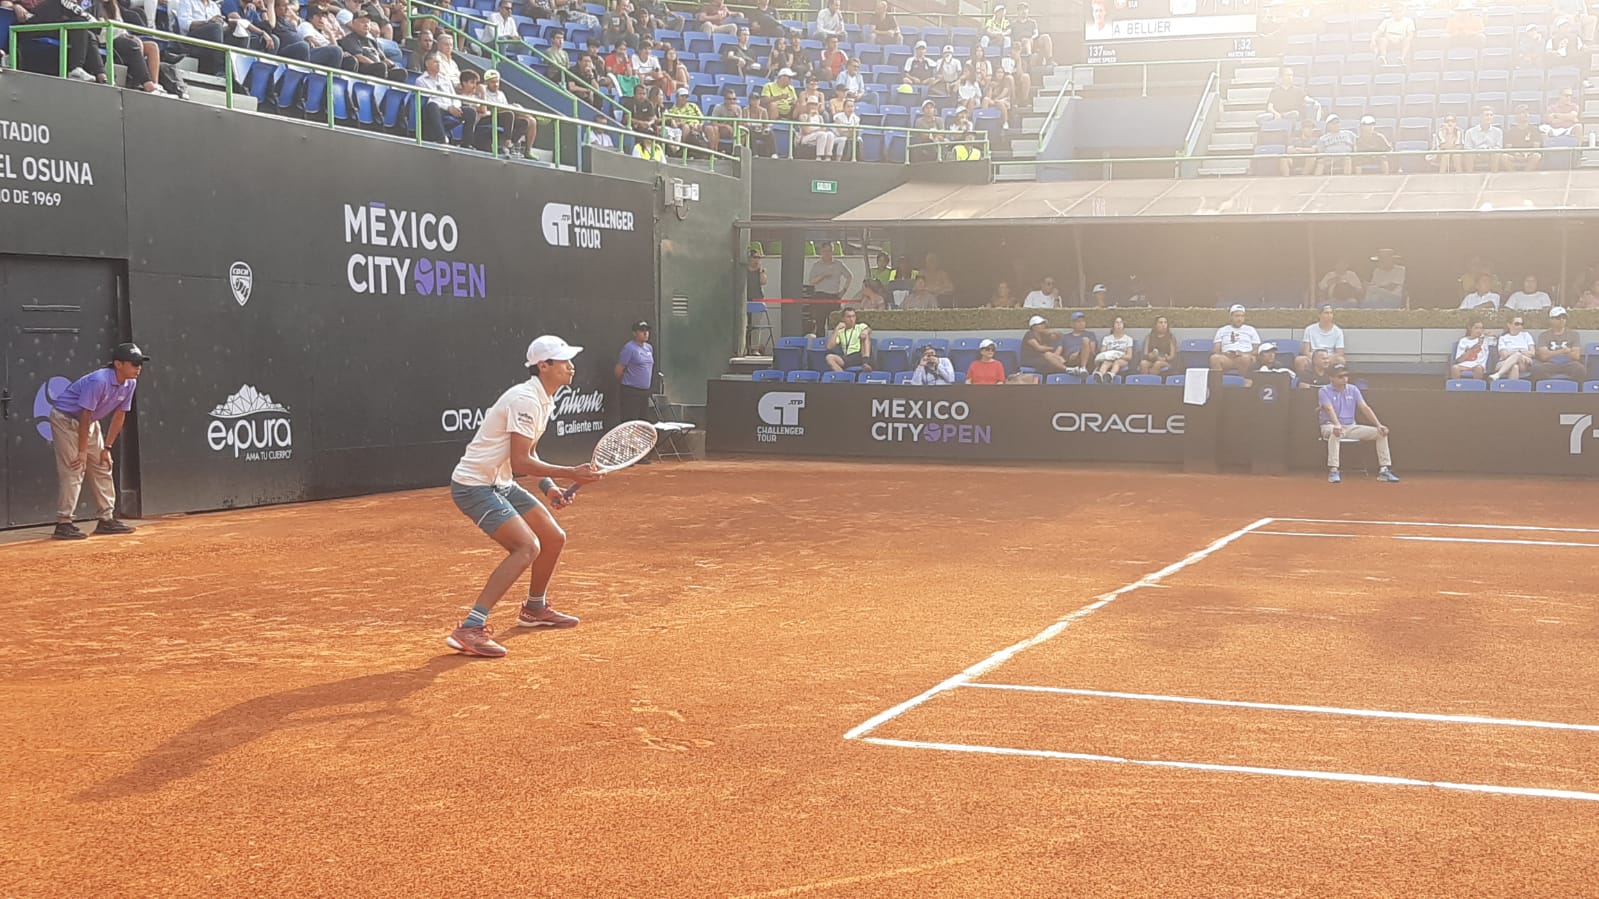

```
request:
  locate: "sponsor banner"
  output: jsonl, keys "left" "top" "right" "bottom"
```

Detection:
{"left": 709, "top": 381, "right": 1188, "bottom": 464}
{"left": 439, "top": 385, "right": 608, "bottom": 440}
{"left": 0, "top": 76, "right": 128, "bottom": 258}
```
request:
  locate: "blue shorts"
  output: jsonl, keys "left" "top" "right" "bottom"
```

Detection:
{"left": 451, "top": 481, "right": 540, "bottom": 536}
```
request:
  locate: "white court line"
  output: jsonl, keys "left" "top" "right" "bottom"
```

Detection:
{"left": 960, "top": 683, "right": 1599, "bottom": 733}
{"left": 1274, "top": 518, "right": 1599, "bottom": 535}
{"left": 842, "top": 517, "right": 1275, "bottom": 741}
{"left": 1256, "top": 531, "right": 1599, "bottom": 549}
{"left": 860, "top": 737, "right": 1599, "bottom": 803}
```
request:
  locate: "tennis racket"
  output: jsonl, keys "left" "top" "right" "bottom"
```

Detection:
{"left": 559, "top": 420, "right": 658, "bottom": 502}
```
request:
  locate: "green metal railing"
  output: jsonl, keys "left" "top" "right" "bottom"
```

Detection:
{"left": 665, "top": 0, "right": 983, "bottom": 29}
{"left": 991, "top": 144, "right": 1579, "bottom": 181}
{"left": 1063, "top": 58, "right": 1234, "bottom": 100}
{"left": 681, "top": 110, "right": 990, "bottom": 163}
{"left": 7, "top": 18, "right": 737, "bottom": 169}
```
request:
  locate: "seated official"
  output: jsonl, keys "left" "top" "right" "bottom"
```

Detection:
{"left": 1318, "top": 364, "right": 1401, "bottom": 484}
{"left": 825, "top": 306, "right": 872, "bottom": 372}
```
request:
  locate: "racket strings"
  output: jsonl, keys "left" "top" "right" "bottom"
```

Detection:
{"left": 593, "top": 422, "right": 657, "bottom": 470}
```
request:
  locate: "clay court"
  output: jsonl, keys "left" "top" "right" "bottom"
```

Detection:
{"left": 4, "top": 460, "right": 1598, "bottom": 897}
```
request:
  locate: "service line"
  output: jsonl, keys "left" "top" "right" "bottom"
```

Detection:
{"left": 960, "top": 683, "right": 1599, "bottom": 733}
{"left": 843, "top": 517, "right": 1276, "bottom": 741}
{"left": 860, "top": 738, "right": 1599, "bottom": 803}
{"left": 1273, "top": 518, "right": 1599, "bottom": 535}
{"left": 1256, "top": 531, "right": 1599, "bottom": 549}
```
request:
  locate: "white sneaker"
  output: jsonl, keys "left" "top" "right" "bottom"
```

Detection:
{"left": 67, "top": 67, "right": 95, "bottom": 82}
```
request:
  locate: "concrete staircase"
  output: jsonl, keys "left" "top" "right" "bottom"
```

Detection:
{"left": 997, "top": 64, "right": 1070, "bottom": 181}
{"left": 1195, "top": 64, "right": 1278, "bottom": 177}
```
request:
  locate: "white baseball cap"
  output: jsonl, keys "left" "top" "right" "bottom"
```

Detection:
{"left": 1229, "top": 304, "right": 1247, "bottom": 313}
{"left": 1028, "top": 314, "right": 1047, "bottom": 326}
{"left": 526, "top": 335, "right": 583, "bottom": 366}
{"left": 1091, "top": 283, "right": 1106, "bottom": 292}
{"left": 942, "top": 44, "right": 955, "bottom": 54}
{"left": 778, "top": 67, "right": 795, "bottom": 77}
{"left": 914, "top": 40, "right": 927, "bottom": 48}
{"left": 978, "top": 338, "right": 997, "bottom": 349}
{"left": 1259, "top": 342, "right": 1278, "bottom": 352}
{"left": 1550, "top": 305, "right": 1569, "bottom": 317}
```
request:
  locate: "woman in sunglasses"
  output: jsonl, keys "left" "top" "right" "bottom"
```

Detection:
{"left": 1489, "top": 316, "right": 1536, "bottom": 382}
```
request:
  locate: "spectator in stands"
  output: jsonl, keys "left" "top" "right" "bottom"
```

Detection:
{"left": 1458, "top": 256, "right": 1501, "bottom": 298}
{"left": 227, "top": 0, "right": 279, "bottom": 53}
{"left": 931, "top": 45, "right": 962, "bottom": 99}
{"left": 491, "top": 0, "right": 519, "bottom": 41}
{"left": 631, "top": 85, "right": 663, "bottom": 133}
{"left": 1543, "top": 88, "right": 1584, "bottom": 142}
{"left": 665, "top": 89, "right": 717, "bottom": 154}
{"left": 598, "top": 0, "right": 632, "bottom": 46}
{"left": 818, "top": 34, "right": 845, "bottom": 80}
{"left": 1010, "top": 3, "right": 1051, "bottom": 62}
{"left": 762, "top": 68, "right": 799, "bottom": 119}
{"left": 478, "top": 70, "right": 536, "bottom": 156}
{"left": 698, "top": 0, "right": 737, "bottom": 35}
{"left": 1314, "top": 114, "right": 1357, "bottom": 175}
{"left": 908, "top": 345, "right": 956, "bottom": 385}
{"left": 770, "top": 36, "right": 811, "bottom": 82}
{"left": 836, "top": 58, "right": 867, "bottom": 101}
{"left": 1506, "top": 274, "right": 1552, "bottom": 312}
{"left": 1432, "top": 113, "right": 1466, "bottom": 173}
{"left": 1140, "top": 316, "right": 1177, "bottom": 376}
{"left": 659, "top": 46, "right": 689, "bottom": 96}
{"left": 1555, "top": 0, "right": 1597, "bottom": 42}
{"left": 176, "top": 0, "right": 249, "bottom": 75}
{"left": 632, "top": 40, "right": 664, "bottom": 88}
{"left": 1579, "top": 277, "right": 1599, "bottom": 310}
{"left": 1022, "top": 275, "right": 1061, "bottom": 308}
{"left": 1547, "top": 18, "right": 1585, "bottom": 63}
{"left": 806, "top": 243, "right": 853, "bottom": 307}
{"left": 1371, "top": 2, "right": 1416, "bottom": 66}
{"left": 632, "top": 134, "right": 666, "bottom": 161}
{"left": 869, "top": 0, "right": 899, "bottom": 44}
{"left": 1516, "top": 24, "right": 1546, "bottom": 67}
{"left": 967, "top": 339, "right": 1035, "bottom": 384}
{"left": 98, "top": 0, "right": 171, "bottom": 94}
{"left": 948, "top": 111, "right": 985, "bottom": 161}
{"left": 904, "top": 41, "right": 938, "bottom": 89}
{"left": 724, "top": 26, "right": 764, "bottom": 76}
{"left": 1282, "top": 119, "right": 1320, "bottom": 176}
{"left": 1298, "top": 305, "right": 1347, "bottom": 374}
{"left": 1355, "top": 116, "right": 1394, "bottom": 174}
{"left": 956, "top": 64, "right": 986, "bottom": 111}
{"left": 745, "top": 101, "right": 778, "bottom": 156}
{"left": 1450, "top": 318, "right": 1491, "bottom": 379}
{"left": 341, "top": 12, "right": 404, "bottom": 80}
{"left": 815, "top": 0, "right": 845, "bottom": 39}
{"left": 544, "top": 29, "right": 571, "bottom": 71}
{"left": 1021, "top": 315, "right": 1068, "bottom": 373}
{"left": 417, "top": 51, "right": 477, "bottom": 144}
{"left": 1464, "top": 107, "right": 1504, "bottom": 172}
{"left": 827, "top": 82, "right": 850, "bottom": 117}
{"left": 633, "top": 0, "right": 683, "bottom": 32}
{"left": 1490, "top": 315, "right": 1537, "bottom": 381}
{"left": 710, "top": 86, "right": 747, "bottom": 151}
{"left": 1459, "top": 274, "right": 1501, "bottom": 311}
{"left": 1089, "top": 283, "right": 1108, "bottom": 308}
{"left": 272, "top": 0, "right": 344, "bottom": 68}
{"left": 1504, "top": 105, "right": 1544, "bottom": 171}
{"left": 1091, "top": 317, "right": 1134, "bottom": 383}
{"left": 857, "top": 277, "right": 889, "bottom": 310}
{"left": 825, "top": 306, "right": 872, "bottom": 373}
{"left": 435, "top": 31, "right": 463, "bottom": 87}
{"left": 589, "top": 113, "right": 617, "bottom": 149}
{"left": 833, "top": 98, "right": 862, "bottom": 160}
{"left": 1010, "top": 39, "right": 1042, "bottom": 101}
{"left": 987, "top": 281, "right": 1018, "bottom": 308}
{"left": 1059, "top": 312, "right": 1098, "bottom": 374}
{"left": 1366, "top": 248, "right": 1407, "bottom": 307}
{"left": 1210, "top": 305, "right": 1260, "bottom": 376}
{"left": 1255, "top": 343, "right": 1295, "bottom": 381}
{"left": 902, "top": 276, "right": 940, "bottom": 309}
{"left": 921, "top": 254, "right": 956, "bottom": 309}
{"left": 909, "top": 99, "right": 946, "bottom": 160}
{"left": 1301, "top": 350, "right": 1335, "bottom": 388}
{"left": 748, "top": 0, "right": 791, "bottom": 39}
{"left": 565, "top": 54, "right": 604, "bottom": 107}
{"left": 553, "top": 0, "right": 597, "bottom": 30}
{"left": 1319, "top": 365, "right": 1401, "bottom": 484}
{"left": 1533, "top": 307, "right": 1586, "bottom": 379}
{"left": 798, "top": 75, "right": 828, "bottom": 114}
{"left": 890, "top": 256, "right": 919, "bottom": 283}
{"left": 1318, "top": 260, "right": 1362, "bottom": 305}
{"left": 604, "top": 39, "right": 636, "bottom": 87}
{"left": 1260, "top": 68, "right": 1309, "bottom": 127}
{"left": 1447, "top": 2, "right": 1486, "bottom": 49}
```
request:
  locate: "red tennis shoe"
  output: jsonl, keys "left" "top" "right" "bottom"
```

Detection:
{"left": 517, "top": 605, "right": 580, "bottom": 628}
{"left": 447, "top": 625, "right": 508, "bottom": 657}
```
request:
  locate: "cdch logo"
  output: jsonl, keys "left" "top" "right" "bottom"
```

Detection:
{"left": 1559, "top": 414, "right": 1599, "bottom": 455}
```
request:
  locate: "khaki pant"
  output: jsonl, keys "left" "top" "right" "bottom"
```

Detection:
{"left": 1321, "top": 423, "right": 1392, "bottom": 469}
{"left": 50, "top": 409, "right": 117, "bottom": 522}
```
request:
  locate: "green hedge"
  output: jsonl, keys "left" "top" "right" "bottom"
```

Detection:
{"left": 841, "top": 308, "right": 1599, "bottom": 331}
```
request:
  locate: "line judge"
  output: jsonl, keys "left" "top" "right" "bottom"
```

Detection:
{"left": 48, "top": 342, "right": 148, "bottom": 540}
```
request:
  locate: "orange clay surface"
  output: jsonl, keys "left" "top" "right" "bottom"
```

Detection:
{"left": 3, "top": 459, "right": 1599, "bottom": 897}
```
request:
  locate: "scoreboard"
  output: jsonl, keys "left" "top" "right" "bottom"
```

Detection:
{"left": 1083, "top": 0, "right": 1261, "bottom": 64}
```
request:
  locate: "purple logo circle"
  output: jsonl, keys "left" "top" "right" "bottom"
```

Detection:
{"left": 33, "top": 377, "right": 70, "bottom": 442}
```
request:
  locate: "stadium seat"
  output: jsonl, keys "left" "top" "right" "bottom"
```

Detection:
{"left": 786, "top": 370, "right": 821, "bottom": 383}
{"left": 1221, "top": 374, "right": 1247, "bottom": 387}
{"left": 949, "top": 338, "right": 983, "bottom": 375}
{"left": 992, "top": 338, "right": 1022, "bottom": 374}
{"left": 1179, "top": 338, "right": 1212, "bottom": 370}
{"left": 1123, "top": 374, "right": 1163, "bottom": 386}
{"left": 1584, "top": 380, "right": 1599, "bottom": 393}
{"left": 1044, "top": 373, "right": 1083, "bottom": 385}
{"left": 773, "top": 336, "right": 808, "bottom": 372}
{"left": 893, "top": 371, "right": 914, "bottom": 384}
{"left": 876, "top": 337, "right": 913, "bottom": 373}
{"left": 806, "top": 336, "right": 831, "bottom": 372}
{"left": 1491, "top": 378, "right": 1532, "bottom": 392}
{"left": 752, "top": 369, "right": 784, "bottom": 382}
{"left": 859, "top": 371, "right": 893, "bottom": 385}
{"left": 1536, "top": 379, "right": 1578, "bottom": 393}
{"left": 1165, "top": 374, "right": 1186, "bottom": 386}
{"left": 821, "top": 371, "right": 856, "bottom": 383}
{"left": 1446, "top": 378, "right": 1487, "bottom": 391}
{"left": 916, "top": 338, "right": 950, "bottom": 356}
{"left": 1588, "top": 344, "right": 1599, "bottom": 378}
{"left": 1273, "top": 339, "right": 1302, "bottom": 359}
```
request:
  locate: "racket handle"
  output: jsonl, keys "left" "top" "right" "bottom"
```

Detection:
{"left": 560, "top": 482, "right": 581, "bottom": 503}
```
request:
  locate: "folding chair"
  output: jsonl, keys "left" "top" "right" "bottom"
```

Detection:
{"left": 649, "top": 392, "right": 698, "bottom": 461}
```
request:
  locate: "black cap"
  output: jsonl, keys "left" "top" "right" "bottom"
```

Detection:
{"left": 111, "top": 342, "right": 151, "bottom": 364}
{"left": 632, "top": 320, "right": 651, "bottom": 331}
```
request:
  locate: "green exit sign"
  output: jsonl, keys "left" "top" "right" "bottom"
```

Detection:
{"left": 811, "top": 179, "right": 838, "bottom": 194}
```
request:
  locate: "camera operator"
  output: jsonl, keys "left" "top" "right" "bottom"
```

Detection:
{"left": 907, "top": 344, "right": 955, "bottom": 385}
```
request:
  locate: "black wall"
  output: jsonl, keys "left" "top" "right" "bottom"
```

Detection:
{"left": 0, "top": 75, "right": 128, "bottom": 258}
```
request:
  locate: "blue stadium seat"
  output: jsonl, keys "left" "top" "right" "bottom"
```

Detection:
{"left": 949, "top": 337, "right": 983, "bottom": 375}
{"left": 1165, "top": 374, "right": 1186, "bottom": 386}
{"left": 821, "top": 371, "right": 856, "bottom": 383}
{"left": 916, "top": 338, "right": 950, "bottom": 357}
{"left": 894, "top": 371, "right": 914, "bottom": 384}
{"left": 992, "top": 338, "right": 1022, "bottom": 373}
{"left": 1221, "top": 374, "right": 1247, "bottom": 386}
{"left": 1584, "top": 380, "right": 1599, "bottom": 393}
{"left": 806, "top": 336, "right": 831, "bottom": 372}
{"left": 1179, "top": 337, "right": 1212, "bottom": 370}
{"left": 952, "top": 372, "right": 966, "bottom": 383}
{"left": 1492, "top": 378, "right": 1532, "bottom": 392}
{"left": 1587, "top": 343, "right": 1599, "bottom": 378}
{"left": 786, "top": 370, "right": 821, "bottom": 383}
{"left": 773, "top": 336, "right": 808, "bottom": 372}
{"left": 1536, "top": 378, "right": 1579, "bottom": 392}
{"left": 876, "top": 337, "right": 913, "bottom": 373}
{"left": 1446, "top": 378, "right": 1487, "bottom": 391}
{"left": 1084, "top": 375, "right": 1123, "bottom": 385}
{"left": 752, "top": 369, "right": 784, "bottom": 382}
{"left": 860, "top": 371, "right": 893, "bottom": 385}
{"left": 1273, "top": 339, "right": 1302, "bottom": 358}
{"left": 1123, "top": 374, "right": 1163, "bottom": 386}
{"left": 1044, "top": 373, "right": 1083, "bottom": 385}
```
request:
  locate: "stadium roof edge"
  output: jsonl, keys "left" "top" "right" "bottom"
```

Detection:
{"left": 743, "top": 171, "right": 1599, "bottom": 229}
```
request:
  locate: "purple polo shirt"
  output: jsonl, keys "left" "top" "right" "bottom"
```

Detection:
{"left": 1317, "top": 382, "right": 1362, "bottom": 426}
{"left": 53, "top": 368, "right": 137, "bottom": 421}
{"left": 617, "top": 340, "right": 654, "bottom": 389}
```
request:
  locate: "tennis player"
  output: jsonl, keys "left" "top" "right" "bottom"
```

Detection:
{"left": 446, "top": 335, "right": 604, "bottom": 658}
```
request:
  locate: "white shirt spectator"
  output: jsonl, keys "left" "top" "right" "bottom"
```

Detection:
{"left": 633, "top": 52, "right": 662, "bottom": 76}
{"left": 935, "top": 56, "right": 962, "bottom": 85}
{"left": 1374, "top": 14, "right": 1416, "bottom": 43}
{"left": 1505, "top": 289, "right": 1552, "bottom": 311}
{"left": 491, "top": 10, "right": 520, "bottom": 40}
{"left": 1301, "top": 322, "right": 1346, "bottom": 354}
{"left": 835, "top": 71, "right": 866, "bottom": 97}
{"left": 816, "top": 6, "right": 846, "bottom": 37}
{"left": 589, "top": 129, "right": 616, "bottom": 148}
{"left": 956, "top": 80, "right": 983, "bottom": 104}
{"left": 1453, "top": 335, "right": 1490, "bottom": 369}
{"left": 1022, "top": 290, "right": 1059, "bottom": 308}
{"left": 1497, "top": 329, "right": 1537, "bottom": 356}
{"left": 907, "top": 357, "right": 956, "bottom": 385}
{"left": 175, "top": 0, "right": 222, "bottom": 34}
{"left": 297, "top": 20, "right": 334, "bottom": 47}
{"left": 1214, "top": 323, "right": 1261, "bottom": 353}
{"left": 416, "top": 71, "right": 455, "bottom": 109}
{"left": 1100, "top": 332, "right": 1135, "bottom": 357}
{"left": 1459, "top": 291, "right": 1501, "bottom": 311}
{"left": 1464, "top": 123, "right": 1503, "bottom": 150}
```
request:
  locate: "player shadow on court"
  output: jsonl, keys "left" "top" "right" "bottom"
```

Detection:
{"left": 78, "top": 654, "right": 473, "bottom": 802}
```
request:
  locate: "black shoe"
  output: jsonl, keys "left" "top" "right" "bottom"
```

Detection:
{"left": 52, "top": 522, "right": 88, "bottom": 541}
{"left": 94, "top": 519, "right": 136, "bottom": 536}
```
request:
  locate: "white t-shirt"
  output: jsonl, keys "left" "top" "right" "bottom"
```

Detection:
{"left": 1214, "top": 323, "right": 1261, "bottom": 353}
{"left": 451, "top": 378, "right": 553, "bottom": 487}
{"left": 1099, "top": 333, "right": 1134, "bottom": 357}
{"left": 1022, "top": 290, "right": 1058, "bottom": 308}
{"left": 1459, "top": 291, "right": 1501, "bottom": 310}
{"left": 1301, "top": 323, "right": 1346, "bottom": 353}
{"left": 1497, "top": 330, "right": 1536, "bottom": 355}
{"left": 1505, "top": 290, "right": 1552, "bottom": 311}
{"left": 1454, "top": 336, "right": 1489, "bottom": 368}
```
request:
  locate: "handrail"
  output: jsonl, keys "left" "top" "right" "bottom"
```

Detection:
{"left": 679, "top": 109, "right": 988, "bottom": 163}
{"left": 662, "top": 0, "right": 983, "bottom": 29}
{"left": 411, "top": 0, "right": 629, "bottom": 122}
{"left": 1180, "top": 69, "right": 1220, "bottom": 175}
{"left": 7, "top": 19, "right": 737, "bottom": 169}
{"left": 989, "top": 144, "right": 1572, "bottom": 172}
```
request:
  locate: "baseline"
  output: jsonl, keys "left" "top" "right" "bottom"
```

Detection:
{"left": 1272, "top": 518, "right": 1599, "bottom": 535}
{"left": 1254, "top": 531, "right": 1599, "bottom": 549}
